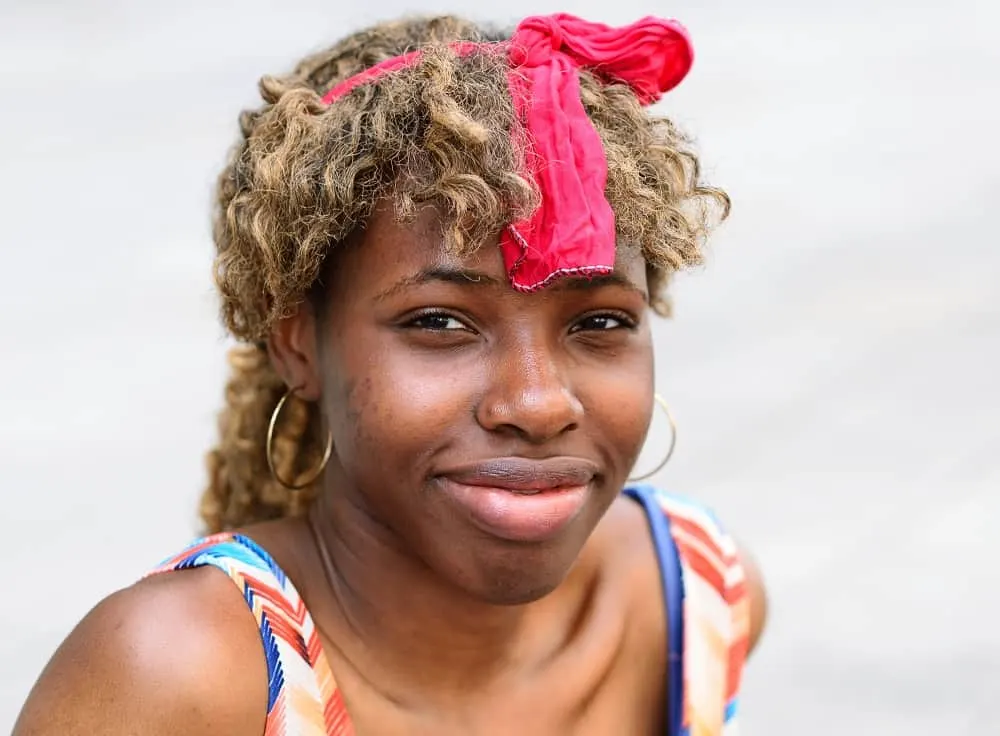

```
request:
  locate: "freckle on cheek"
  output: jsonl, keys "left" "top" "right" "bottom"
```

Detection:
{"left": 343, "top": 376, "right": 388, "bottom": 448}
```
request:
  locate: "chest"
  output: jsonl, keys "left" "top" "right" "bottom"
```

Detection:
{"left": 328, "top": 591, "right": 669, "bottom": 736}
{"left": 301, "top": 502, "right": 673, "bottom": 735}
{"left": 339, "top": 648, "right": 669, "bottom": 736}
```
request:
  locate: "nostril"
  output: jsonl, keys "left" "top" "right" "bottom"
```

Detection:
{"left": 475, "top": 349, "right": 584, "bottom": 441}
{"left": 477, "top": 387, "right": 584, "bottom": 444}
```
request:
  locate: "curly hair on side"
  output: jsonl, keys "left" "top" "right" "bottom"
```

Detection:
{"left": 200, "top": 15, "right": 730, "bottom": 534}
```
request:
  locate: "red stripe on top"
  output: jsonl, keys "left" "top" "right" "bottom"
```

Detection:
{"left": 727, "top": 633, "right": 750, "bottom": 700}
{"left": 326, "top": 688, "right": 354, "bottom": 736}
{"left": 243, "top": 573, "right": 308, "bottom": 623}
{"left": 663, "top": 512, "right": 737, "bottom": 566}
{"left": 674, "top": 536, "right": 727, "bottom": 593}
{"left": 155, "top": 533, "right": 231, "bottom": 569}
{"left": 725, "top": 578, "right": 748, "bottom": 606}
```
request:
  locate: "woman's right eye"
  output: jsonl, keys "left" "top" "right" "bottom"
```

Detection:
{"left": 405, "top": 312, "right": 472, "bottom": 332}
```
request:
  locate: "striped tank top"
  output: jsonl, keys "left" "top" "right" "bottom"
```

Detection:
{"left": 149, "top": 486, "right": 750, "bottom": 735}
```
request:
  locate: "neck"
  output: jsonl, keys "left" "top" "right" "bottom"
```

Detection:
{"left": 305, "top": 482, "right": 588, "bottom": 701}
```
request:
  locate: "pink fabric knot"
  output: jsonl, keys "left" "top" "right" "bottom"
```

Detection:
{"left": 508, "top": 16, "right": 565, "bottom": 68}
{"left": 499, "top": 14, "right": 693, "bottom": 291}
{"left": 508, "top": 14, "right": 692, "bottom": 101}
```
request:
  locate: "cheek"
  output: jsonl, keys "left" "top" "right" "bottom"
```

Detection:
{"left": 580, "top": 340, "right": 655, "bottom": 470}
{"left": 588, "top": 370, "right": 654, "bottom": 456}
{"left": 328, "top": 336, "right": 476, "bottom": 471}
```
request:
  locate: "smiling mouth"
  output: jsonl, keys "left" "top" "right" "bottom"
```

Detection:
{"left": 435, "top": 456, "right": 599, "bottom": 542}
{"left": 439, "top": 455, "right": 599, "bottom": 492}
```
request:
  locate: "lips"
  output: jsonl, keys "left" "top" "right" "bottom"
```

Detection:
{"left": 442, "top": 456, "right": 599, "bottom": 492}
{"left": 436, "top": 457, "right": 599, "bottom": 542}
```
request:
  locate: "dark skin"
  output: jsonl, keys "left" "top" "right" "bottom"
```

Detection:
{"left": 14, "top": 203, "right": 767, "bottom": 735}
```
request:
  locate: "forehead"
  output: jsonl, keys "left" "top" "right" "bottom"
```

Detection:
{"left": 336, "top": 203, "right": 647, "bottom": 295}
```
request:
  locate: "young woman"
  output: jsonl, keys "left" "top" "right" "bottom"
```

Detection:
{"left": 15, "top": 13, "right": 766, "bottom": 736}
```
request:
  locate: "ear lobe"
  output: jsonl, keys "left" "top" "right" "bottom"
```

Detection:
{"left": 266, "top": 305, "right": 322, "bottom": 401}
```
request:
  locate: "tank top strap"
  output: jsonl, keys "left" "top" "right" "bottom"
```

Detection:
{"left": 623, "top": 485, "right": 750, "bottom": 736}
{"left": 147, "top": 533, "right": 353, "bottom": 735}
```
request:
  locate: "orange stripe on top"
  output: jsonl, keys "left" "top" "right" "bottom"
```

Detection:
{"left": 651, "top": 488, "right": 748, "bottom": 732}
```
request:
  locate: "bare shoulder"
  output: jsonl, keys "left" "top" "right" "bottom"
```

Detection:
{"left": 593, "top": 495, "right": 668, "bottom": 640}
{"left": 604, "top": 491, "right": 769, "bottom": 656}
{"left": 13, "top": 566, "right": 267, "bottom": 736}
{"left": 735, "top": 538, "right": 769, "bottom": 655}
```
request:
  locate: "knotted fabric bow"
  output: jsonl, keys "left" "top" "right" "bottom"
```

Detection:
{"left": 322, "top": 13, "right": 694, "bottom": 291}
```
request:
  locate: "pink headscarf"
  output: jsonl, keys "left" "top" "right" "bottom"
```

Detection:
{"left": 323, "top": 14, "right": 694, "bottom": 291}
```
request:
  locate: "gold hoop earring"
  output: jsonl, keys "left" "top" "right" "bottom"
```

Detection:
{"left": 266, "top": 388, "right": 334, "bottom": 491}
{"left": 628, "top": 394, "right": 677, "bottom": 482}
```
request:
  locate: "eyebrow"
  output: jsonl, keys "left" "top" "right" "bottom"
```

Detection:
{"left": 554, "top": 272, "right": 648, "bottom": 300}
{"left": 374, "top": 266, "right": 647, "bottom": 301}
{"left": 375, "top": 267, "right": 504, "bottom": 301}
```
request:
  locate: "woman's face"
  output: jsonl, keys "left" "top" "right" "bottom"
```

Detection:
{"left": 291, "top": 203, "right": 654, "bottom": 604}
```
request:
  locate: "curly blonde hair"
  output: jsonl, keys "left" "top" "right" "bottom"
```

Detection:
{"left": 200, "top": 15, "right": 729, "bottom": 533}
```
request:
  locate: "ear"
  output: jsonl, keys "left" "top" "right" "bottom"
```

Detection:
{"left": 266, "top": 303, "right": 322, "bottom": 401}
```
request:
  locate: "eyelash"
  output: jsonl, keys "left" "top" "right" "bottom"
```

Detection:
{"left": 406, "top": 311, "right": 472, "bottom": 332}
{"left": 570, "top": 312, "right": 638, "bottom": 333}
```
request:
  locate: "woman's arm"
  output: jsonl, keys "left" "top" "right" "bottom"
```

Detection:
{"left": 738, "top": 542, "right": 769, "bottom": 656}
{"left": 13, "top": 568, "right": 267, "bottom": 736}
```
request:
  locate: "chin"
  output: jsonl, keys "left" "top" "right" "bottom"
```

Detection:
{"left": 416, "top": 503, "right": 604, "bottom": 606}
{"left": 451, "top": 545, "right": 581, "bottom": 606}
{"left": 477, "top": 575, "right": 564, "bottom": 606}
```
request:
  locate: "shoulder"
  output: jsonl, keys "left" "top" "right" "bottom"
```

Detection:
{"left": 620, "top": 486, "right": 768, "bottom": 656}
{"left": 14, "top": 565, "right": 267, "bottom": 736}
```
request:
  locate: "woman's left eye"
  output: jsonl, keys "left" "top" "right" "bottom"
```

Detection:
{"left": 571, "top": 313, "right": 635, "bottom": 332}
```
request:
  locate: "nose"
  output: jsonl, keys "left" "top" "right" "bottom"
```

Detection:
{"left": 476, "top": 343, "right": 584, "bottom": 444}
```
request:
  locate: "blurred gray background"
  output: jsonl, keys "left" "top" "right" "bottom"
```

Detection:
{"left": 2, "top": 0, "right": 998, "bottom": 733}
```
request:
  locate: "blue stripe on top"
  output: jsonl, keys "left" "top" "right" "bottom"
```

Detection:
{"left": 623, "top": 484, "right": 686, "bottom": 736}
